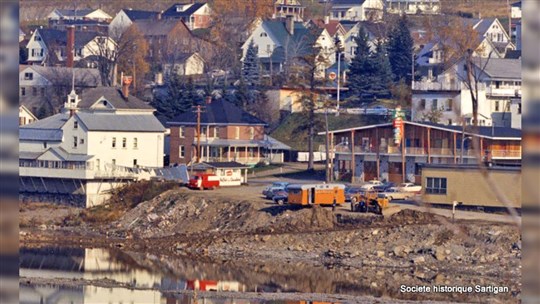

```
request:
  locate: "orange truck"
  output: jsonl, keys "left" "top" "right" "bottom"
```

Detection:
{"left": 287, "top": 183, "right": 346, "bottom": 207}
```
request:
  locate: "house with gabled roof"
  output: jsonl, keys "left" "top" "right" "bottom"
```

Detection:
{"left": 108, "top": 8, "right": 160, "bottom": 38}
{"left": 19, "top": 77, "right": 167, "bottom": 207}
{"left": 168, "top": 98, "right": 290, "bottom": 166}
{"left": 47, "top": 8, "right": 112, "bottom": 24}
{"left": 342, "top": 20, "right": 387, "bottom": 61}
{"left": 412, "top": 57, "right": 522, "bottom": 128}
{"left": 26, "top": 28, "right": 115, "bottom": 66}
{"left": 386, "top": 0, "right": 441, "bottom": 15}
{"left": 274, "top": 0, "right": 305, "bottom": 21}
{"left": 241, "top": 18, "right": 336, "bottom": 77}
{"left": 162, "top": 2, "right": 212, "bottom": 30}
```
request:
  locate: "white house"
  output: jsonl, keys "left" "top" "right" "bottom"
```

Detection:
{"left": 47, "top": 8, "right": 112, "bottom": 23}
{"left": 328, "top": 0, "right": 384, "bottom": 22}
{"left": 511, "top": 1, "right": 522, "bottom": 19}
{"left": 19, "top": 78, "right": 166, "bottom": 207}
{"left": 412, "top": 58, "right": 521, "bottom": 128}
{"left": 386, "top": 0, "right": 441, "bottom": 15}
{"left": 108, "top": 8, "right": 158, "bottom": 39}
{"left": 26, "top": 28, "right": 116, "bottom": 66}
{"left": 19, "top": 105, "right": 38, "bottom": 126}
{"left": 241, "top": 19, "right": 336, "bottom": 76}
{"left": 342, "top": 21, "right": 386, "bottom": 61}
{"left": 163, "top": 52, "right": 205, "bottom": 77}
{"left": 19, "top": 65, "right": 101, "bottom": 113}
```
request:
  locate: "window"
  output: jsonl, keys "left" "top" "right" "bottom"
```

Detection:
{"left": 74, "top": 121, "right": 78, "bottom": 129}
{"left": 112, "top": 159, "right": 116, "bottom": 165}
{"left": 133, "top": 138, "right": 138, "bottom": 149}
{"left": 420, "top": 99, "right": 426, "bottom": 110}
{"left": 24, "top": 72, "right": 33, "bottom": 80}
{"left": 260, "top": 32, "right": 268, "bottom": 37}
{"left": 179, "top": 145, "right": 185, "bottom": 158}
{"left": 495, "top": 100, "right": 500, "bottom": 112}
{"left": 235, "top": 127, "right": 240, "bottom": 139}
{"left": 201, "top": 126, "right": 207, "bottom": 137}
{"left": 112, "top": 137, "right": 117, "bottom": 148}
{"left": 249, "top": 127, "right": 255, "bottom": 140}
{"left": 40, "top": 87, "right": 45, "bottom": 96}
{"left": 122, "top": 137, "right": 127, "bottom": 148}
{"left": 32, "top": 87, "right": 37, "bottom": 96}
{"left": 34, "top": 35, "right": 41, "bottom": 41}
{"left": 80, "top": 138, "right": 84, "bottom": 144}
{"left": 446, "top": 99, "right": 453, "bottom": 111}
{"left": 133, "top": 159, "right": 138, "bottom": 167}
{"left": 266, "top": 44, "right": 271, "bottom": 53}
{"left": 518, "top": 103, "right": 522, "bottom": 114}
{"left": 43, "top": 142, "right": 47, "bottom": 149}
{"left": 179, "top": 126, "right": 185, "bottom": 138}
{"left": 431, "top": 99, "right": 437, "bottom": 111}
{"left": 21, "top": 87, "right": 26, "bottom": 96}
{"left": 73, "top": 136, "right": 78, "bottom": 148}
{"left": 426, "top": 177, "right": 447, "bottom": 194}
{"left": 214, "top": 126, "right": 219, "bottom": 138}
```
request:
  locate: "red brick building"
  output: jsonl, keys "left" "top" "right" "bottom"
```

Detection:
{"left": 168, "top": 99, "right": 290, "bottom": 165}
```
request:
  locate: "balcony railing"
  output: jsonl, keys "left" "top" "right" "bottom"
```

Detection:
{"left": 413, "top": 81, "right": 462, "bottom": 91}
{"left": 491, "top": 149, "right": 522, "bottom": 158}
{"left": 485, "top": 87, "right": 521, "bottom": 97}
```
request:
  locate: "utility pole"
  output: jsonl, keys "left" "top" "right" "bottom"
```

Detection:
{"left": 325, "top": 106, "right": 330, "bottom": 182}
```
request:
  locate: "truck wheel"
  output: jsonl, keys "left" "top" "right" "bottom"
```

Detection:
{"left": 374, "top": 203, "right": 382, "bottom": 215}
{"left": 359, "top": 202, "right": 367, "bottom": 213}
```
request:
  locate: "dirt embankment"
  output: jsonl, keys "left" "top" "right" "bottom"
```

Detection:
{"left": 20, "top": 189, "right": 521, "bottom": 302}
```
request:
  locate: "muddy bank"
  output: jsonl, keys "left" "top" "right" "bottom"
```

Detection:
{"left": 20, "top": 189, "right": 521, "bottom": 302}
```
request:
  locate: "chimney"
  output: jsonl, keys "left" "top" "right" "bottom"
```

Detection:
{"left": 122, "top": 75, "right": 133, "bottom": 99}
{"left": 324, "top": 15, "right": 330, "bottom": 24}
{"left": 285, "top": 15, "right": 294, "bottom": 35}
{"left": 66, "top": 25, "right": 75, "bottom": 68}
{"left": 156, "top": 11, "right": 163, "bottom": 20}
{"left": 205, "top": 96, "right": 212, "bottom": 104}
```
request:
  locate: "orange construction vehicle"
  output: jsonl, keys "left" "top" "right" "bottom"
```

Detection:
{"left": 287, "top": 184, "right": 346, "bottom": 207}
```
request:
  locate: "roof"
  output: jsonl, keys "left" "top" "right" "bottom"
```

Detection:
{"left": 45, "top": 146, "right": 93, "bottom": 161}
{"left": 123, "top": 9, "right": 159, "bottom": 21}
{"left": 511, "top": 1, "right": 521, "bottom": 8}
{"left": 330, "top": 0, "right": 368, "bottom": 7}
{"left": 322, "top": 121, "right": 521, "bottom": 140}
{"left": 202, "top": 161, "right": 248, "bottom": 168}
{"left": 311, "top": 19, "right": 343, "bottom": 37}
{"left": 168, "top": 99, "right": 267, "bottom": 126}
{"left": 133, "top": 19, "right": 188, "bottom": 36}
{"left": 76, "top": 112, "right": 165, "bottom": 132}
{"left": 473, "top": 58, "right": 521, "bottom": 80}
{"left": 79, "top": 87, "right": 154, "bottom": 110}
{"left": 19, "top": 113, "right": 69, "bottom": 141}
{"left": 53, "top": 9, "right": 99, "bottom": 18}
{"left": 37, "top": 28, "right": 101, "bottom": 49}
{"left": 162, "top": 3, "right": 205, "bottom": 19}
{"left": 22, "top": 65, "right": 102, "bottom": 87}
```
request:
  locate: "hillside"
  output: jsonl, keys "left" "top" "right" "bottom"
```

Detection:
{"left": 270, "top": 113, "right": 387, "bottom": 151}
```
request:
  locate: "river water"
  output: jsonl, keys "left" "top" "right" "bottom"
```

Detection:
{"left": 20, "top": 246, "right": 354, "bottom": 304}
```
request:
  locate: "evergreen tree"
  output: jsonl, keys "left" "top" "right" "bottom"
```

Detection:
{"left": 347, "top": 26, "right": 372, "bottom": 101}
{"left": 234, "top": 77, "right": 253, "bottom": 110}
{"left": 387, "top": 15, "right": 414, "bottom": 83}
{"left": 152, "top": 73, "right": 199, "bottom": 119}
{"left": 242, "top": 39, "right": 260, "bottom": 86}
{"left": 369, "top": 40, "right": 393, "bottom": 98}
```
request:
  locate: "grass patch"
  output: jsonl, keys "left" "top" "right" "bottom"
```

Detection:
{"left": 79, "top": 181, "right": 180, "bottom": 224}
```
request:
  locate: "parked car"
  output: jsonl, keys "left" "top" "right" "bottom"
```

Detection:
{"left": 272, "top": 189, "right": 289, "bottom": 205}
{"left": 360, "top": 180, "right": 384, "bottom": 191}
{"left": 345, "top": 187, "right": 363, "bottom": 202}
{"left": 372, "top": 182, "right": 396, "bottom": 192}
{"left": 391, "top": 183, "right": 422, "bottom": 193}
{"left": 262, "top": 182, "right": 289, "bottom": 198}
{"left": 380, "top": 189, "right": 413, "bottom": 201}
{"left": 371, "top": 105, "right": 389, "bottom": 115}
